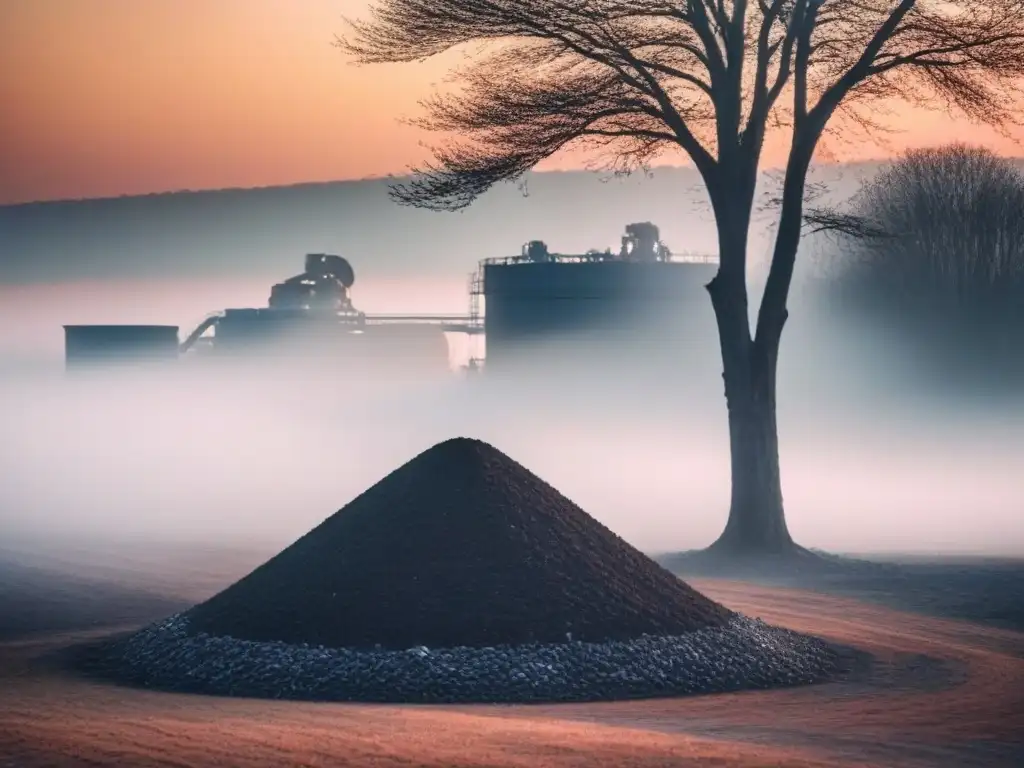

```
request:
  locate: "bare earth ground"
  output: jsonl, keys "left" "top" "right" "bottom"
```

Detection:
{"left": 1, "top": 544, "right": 1023, "bottom": 768}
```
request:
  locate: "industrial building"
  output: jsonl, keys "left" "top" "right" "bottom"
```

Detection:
{"left": 475, "top": 224, "right": 718, "bottom": 374}
{"left": 63, "top": 324, "right": 181, "bottom": 369}
{"left": 62, "top": 223, "right": 719, "bottom": 377}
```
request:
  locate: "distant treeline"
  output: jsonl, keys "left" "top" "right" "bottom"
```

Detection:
{"left": 822, "top": 145, "right": 1024, "bottom": 386}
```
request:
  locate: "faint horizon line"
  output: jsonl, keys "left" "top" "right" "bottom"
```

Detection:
{"left": 11, "top": 153, "right": 1021, "bottom": 209}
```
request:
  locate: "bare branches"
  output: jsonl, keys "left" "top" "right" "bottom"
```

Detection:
{"left": 801, "top": 207, "right": 893, "bottom": 238}
{"left": 746, "top": 0, "right": 798, "bottom": 149}
{"left": 809, "top": 1, "right": 1024, "bottom": 140}
{"left": 389, "top": 57, "right": 686, "bottom": 209}
{"left": 338, "top": 0, "right": 1024, "bottom": 213}
{"left": 339, "top": 1, "right": 741, "bottom": 208}
{"left": 827, "top": 144, "right": 1024, "bottom": 326}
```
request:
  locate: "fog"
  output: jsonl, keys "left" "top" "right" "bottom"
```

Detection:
{"left": 1, "top": 294, "right": 1021, "bottom": 570}
{"left": 1, "top": 169, "right": 1022, "bottom": 576}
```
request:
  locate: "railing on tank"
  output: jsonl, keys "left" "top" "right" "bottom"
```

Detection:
{"left": 363, "top": 314, "right": 475, "bottom": 324}
{"left": 478, "top": 250, "right": 719, "bottom": 267}
{"left": 364, "top": 314, "right": 484, "bottom": 333}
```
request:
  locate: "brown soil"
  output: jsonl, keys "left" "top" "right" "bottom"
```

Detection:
{"left": 2, "top": 550, "right": 1023, "bottom": 768}
{"left": 186, "top": 438, "right": 731, "bottom": 649}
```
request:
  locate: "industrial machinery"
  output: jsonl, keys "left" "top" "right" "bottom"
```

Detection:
{"left": 173, "top": 254, "right": 457, "bottom": 375}
{"left": 62, "top": 254, "right": 464, "bottom": 374}
{"left": 514, "top": 223, "right": 671, "bottom": 264}
{"left": 61, "top": 225, "right": 717, "bottom": 378}
{"left": 268, "top": 253, "right": 358, "bottom": 313}
{"left": 618, "top": 222, "right": 672, "bottom": 262}
{"left": 63, "top": 324, "right": 180, "bottom": 370}
{"left": 522, "top": 240, "right": 552, "bottom": 262}
{"left": 474, "top": 222, "right": 716, "bottom": 374}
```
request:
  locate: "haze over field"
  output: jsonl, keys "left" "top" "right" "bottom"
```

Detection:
{"left": 0, "top": 163, "right": 880, "bottom": 361}
{"left": 5, "top": 5, "right": 1024, "bottom": 767}
{"left": 1, "top": 166, "right": 1022, "bottom": 573}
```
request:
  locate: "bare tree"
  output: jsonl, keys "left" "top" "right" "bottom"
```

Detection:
{"left": 338, "top": 1, "right": 1024, "bottom": 556}
{"left": 835, "top": 144, "right": 1024, "bottom": 308}
{"left": 825, "top": 144, "right": 1024, "bottom": 380}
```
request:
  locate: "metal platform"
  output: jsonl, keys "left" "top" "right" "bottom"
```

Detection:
{"left": 178, "top": 310, "right": 484, "bottom": 356}
{"left": 478, "top": 251, "right": 718, "bottom": 268}
{"left": 362, "top": 314, "right": 484, "bottom": 334}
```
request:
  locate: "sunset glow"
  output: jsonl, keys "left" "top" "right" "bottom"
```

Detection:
{"left": 2, "top": 0, "right": 1022, "bottom": 205}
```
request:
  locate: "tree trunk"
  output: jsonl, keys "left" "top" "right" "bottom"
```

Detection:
{"left": 700, "top": 135, "right": 819, "bottom": 556}
{"left": 705, "top": 248, "right": 794, "bottom": 556}
{"left": 711, "top": 326, "right": 792, "bottom": 554}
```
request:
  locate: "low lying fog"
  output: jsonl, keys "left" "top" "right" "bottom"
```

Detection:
{"left": 1, "top": 291, "right": 1021, "bottom": 568}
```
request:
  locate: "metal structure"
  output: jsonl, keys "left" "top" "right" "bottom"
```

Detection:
{"left": 473, "top": 223, "right": 718, "bottom": 373}
{"left": 268, "top": 253, "right": 357, "bottom": 312}
{"left": 63, "top": 324, "right": 180, "bottom": 369}
{"left": 62, "top": 225, "right": 718, "bottom": 376}
{"left": 173, "top": 255, "right": 460, "bottom": 374}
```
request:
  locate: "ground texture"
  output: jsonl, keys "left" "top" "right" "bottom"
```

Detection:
{"left": 81, "top": 612, "right": 836, "bottom": 703}
{"left": 0, "top": 569, "right": 1015, "bottom": 765}
{"left": 2, "top": 548, "right": 1023, "bottom": 767}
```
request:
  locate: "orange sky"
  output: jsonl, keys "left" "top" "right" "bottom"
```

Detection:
{"left": 2, "top": 0, "right": 1022, "bottom": 205}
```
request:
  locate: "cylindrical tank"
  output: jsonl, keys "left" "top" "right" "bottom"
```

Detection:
{"left": 482, "top": 260, "right": 718, "bottom": 375}
{"left": 63, "top": 325, "right": 180, "bottom": 370}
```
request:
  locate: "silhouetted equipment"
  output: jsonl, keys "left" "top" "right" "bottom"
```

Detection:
{"left": 63, "top": 325, "right": 180, "bottom": 369}
{"left": 522, "top": 240, "right": 552, "bottom": 262}
{"left": 475, "top": 222, "right": 716, "bottom": 373}
{"left": 268, "top": 253, "right": 357, "bottom": 312}
{"left": 62, "top": 226, "right": 718, "bottom": 376}
{"left": 174, "top": 254, "right": 453, "bottom": 374}
{"left": 619, "top": 222, "right": 672, "bottom": 262}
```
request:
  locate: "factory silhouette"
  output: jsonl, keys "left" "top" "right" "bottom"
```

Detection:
{"left": 62, "top": 221, "right": 719, "bottom": 380}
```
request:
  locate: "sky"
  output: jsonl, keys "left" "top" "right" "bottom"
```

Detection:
{"left": 3, "top": 0, "right": 1024, "bottom": 206}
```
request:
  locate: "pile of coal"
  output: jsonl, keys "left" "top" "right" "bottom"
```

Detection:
{"left": 188, "top": 437, "right": 733, "bottom": 649}
{"left": 95, "top": 437, "right": 839, "bottom": 703}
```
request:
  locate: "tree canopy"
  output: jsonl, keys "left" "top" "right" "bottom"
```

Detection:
{"left": 339, "top": 0, "right": 1024, "bottom": 214}
{"left": 837, "top": 145, "right": 1024, "bottom": 303}
{"left": 825, "top": 144, "right": 1024, "bottom": 359}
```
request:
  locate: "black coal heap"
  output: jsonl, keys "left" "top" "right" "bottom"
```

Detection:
{"left": 186, "top": 438, "right": 732, "bottom": 650}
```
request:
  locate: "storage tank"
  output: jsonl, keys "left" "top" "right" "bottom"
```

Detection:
{"left": 63, "top": 325, "right": 180, "bottom": 370}
{"left": 481, "top": 259, "right": 718, "bottom": 375}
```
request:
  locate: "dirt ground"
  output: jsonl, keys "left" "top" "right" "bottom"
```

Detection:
{"left": 1, "top": 545, "right": 1023, "bottom": 768}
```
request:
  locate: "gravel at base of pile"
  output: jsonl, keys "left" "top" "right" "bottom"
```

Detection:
{"left": 94, "top": 613, "right": 839, "bottom": 704}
